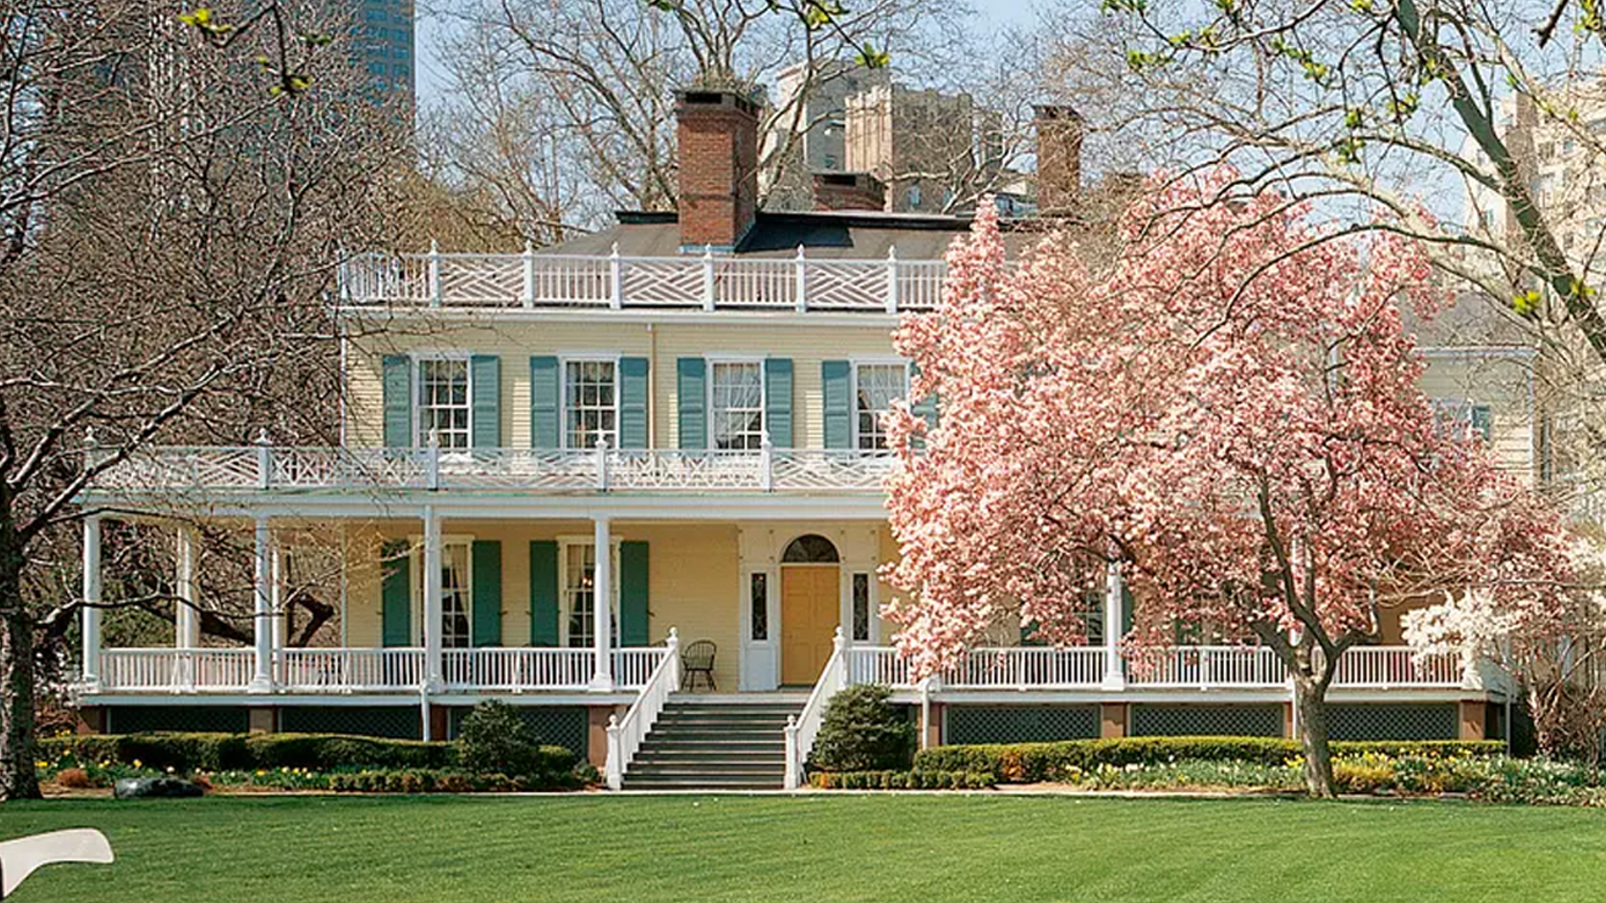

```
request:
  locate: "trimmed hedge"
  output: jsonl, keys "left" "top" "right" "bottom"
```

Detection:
{"left": 327, "top": 769, "right": 585, "bottom": 793}
{"left": 40, "top": 732, "right": 577, "bottom": 775}
{"left": 811, "top": 770, "right": 994, "bottom": 790}
{"left": 912, "top": 737, "right": 1505, "bottom": 784}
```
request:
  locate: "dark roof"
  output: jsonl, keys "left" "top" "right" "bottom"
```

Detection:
{"left": 550, "top": 209, "right": 1047, "bottom": 260}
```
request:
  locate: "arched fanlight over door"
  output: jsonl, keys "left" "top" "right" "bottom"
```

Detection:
{"left": 781, "top": 533, "right": 840, "bottom": 564}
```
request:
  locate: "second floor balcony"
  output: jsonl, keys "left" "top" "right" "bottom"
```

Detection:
{"left": 89, "top": 440, "right": 902, "bottom": 498}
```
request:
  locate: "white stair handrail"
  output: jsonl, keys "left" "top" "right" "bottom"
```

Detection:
{"left": 784, "top": 626, "right": 846, "bottom": 791}
{"left": 604, "top": 628, "right": 680, "bottom": 790}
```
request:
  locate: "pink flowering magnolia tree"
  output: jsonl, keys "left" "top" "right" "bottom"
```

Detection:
{"left": 882, "top": 173, "right": 1573, "bottom": 796}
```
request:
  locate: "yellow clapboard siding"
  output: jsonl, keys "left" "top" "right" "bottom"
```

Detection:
{"left": 344, "top": 320, "right": 900, "bottom": 450}
{"left": 348, "top": 519, "right": 744, "bottom": 691}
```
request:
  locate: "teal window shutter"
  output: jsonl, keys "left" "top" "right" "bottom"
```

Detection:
{"left": 619, "top": 357, "right": 650, "bottom": 450}
{"left": 909, "top": 361, "right": 938, "bottom": 438}
{"left": 1470, "top": 404, "right": 1493, "bottom": 443}
{"left": 382, "top": 355, "right": 413, "bottom": 448}
{"left": 677, "top": 357, "right": 707, "bottom": 449}
{"left": 471, "top": 540, "right": 502, "bottom": 647}
{"left": 529, "top": 356, "right": 560, "bottom": 449}
{"left": 620, "top": 541, "right": 650, "bottom": 646}
{"left": 470, "top": 355, "right": 501, "bottom": 448}
{"left": 764, "top": 358, "right": 793, "bottom": 448}
{"left": 822, "top": 360, "right": 852, "bottom": 449}
{"left": 381, "top": 539, "right": 411, "bottom": 647}
{"left": 529, "top": 540, "right": 559, "bottom": 646}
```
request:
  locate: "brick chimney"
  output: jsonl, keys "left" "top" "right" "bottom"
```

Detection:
{"left": 1033, "top": 105, "right": 1084, "bottom": 215}
{"left": 812, "top": 172, "right": 887, "bottom": 211}
{"left": 676, "top": 88, "right": 761, "bottom": 251}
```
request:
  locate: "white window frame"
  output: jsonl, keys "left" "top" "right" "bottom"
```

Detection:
{"left": 1430, "top": 396, "right": 1493, "bottom": 444}
{"left": 559, "top": 354, "right": 622, "bottom": 450}
{"left": 850, "top": 358, "right": 912, "bottom": 451}
{"left": 409, "top": 534, "right": 474, "bottom": 648}
{"left": 410, "top": 352, "right": 473, "bottom": 453}
{"left": 705, "top": 355, "right": 766, "bottom": 451}
{"left": 556, "top": 535, "right": 623, "bottom": 648}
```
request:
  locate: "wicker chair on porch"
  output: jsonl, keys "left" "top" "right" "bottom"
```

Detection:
{"left": 681, "top": 640, "right": 717, "bottom": 692}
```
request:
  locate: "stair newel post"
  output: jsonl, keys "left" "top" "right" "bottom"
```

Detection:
{"left": 666, "top": 627, "right": 680, "bottom": 691}
{"left": 783, "top": 714, "right": 800, "bottom": 791}
{"left": 606, "top": 714, "right": 623, "bottom": 791}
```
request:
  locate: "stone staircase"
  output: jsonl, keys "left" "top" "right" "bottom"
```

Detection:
{"left": 620, "top": 696, "right": 803, "bottom": 790}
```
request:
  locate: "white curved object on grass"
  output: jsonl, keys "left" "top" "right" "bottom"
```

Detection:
{"left": 0, "top": 828, "right": 114, "bottom": 899}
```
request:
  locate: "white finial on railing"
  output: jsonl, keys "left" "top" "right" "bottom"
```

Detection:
{"left": 427, "top": 238, "right": 442, "bottom": 308}
{"left": 832, "top": 625, "right": 844, "bottom": 652}
{"left": 759, "top": 430, "right": 774, "bottom": 491}
{"left": 255, "top": 428, "right": 272, "bottom": 490}
{"left": 521, "top": 239, "right": 536, "bottom": 308}
{"left": 885, "top": 244, "right": 899, "bottom": 314}
{"left": 609, "top": 241, "right": 623, "bottom": 309}
{"left": 794, "top": 244, "right": 808, "bottom": 313}
{"left": 607, "top": 713, "right": 619, "bottom": 729}
{"left": 668, "top": 626, "right": 679, "bottom": 642}
{"left": 82, "top": 427, "right": 100, "bottom": 474}
{"left": 594, "top": 435, "right": 610, "bottom": 491}
{"left": 701, "top": 243, "right": 716, "bottom": 311}
{"left": 425, "top": 428, "right": 441, "bottom": 491}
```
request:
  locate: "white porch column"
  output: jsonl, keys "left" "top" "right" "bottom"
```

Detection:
{"left": 422, "top": 506, "right": 444, "bottom": 691}
{"left": 81, "top": 515, "right": 103, "bottom": 690}
{"left": 175, "top": 528, "right": 200, "bottom": 650}
{"left": 1102, "top": 562, "right": 1126, "bottom": 690}
{"left": 589, "top": 515, "right": 614, "bottom": 690}
{"left": 249, "top": 516, "right": 274, "bottom": 692}
{"left": 270, "top": 545, "right": 286, "bottom": 671}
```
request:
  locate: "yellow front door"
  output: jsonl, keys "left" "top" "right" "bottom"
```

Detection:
{"left": 781, "top": 565, "right": 839, "bottom": 685}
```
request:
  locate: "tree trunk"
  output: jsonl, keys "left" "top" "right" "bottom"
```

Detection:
{"left": 1292, "top": 675, "right": 1336, "bottom": 798}
{"left": 0, "top": 548, "right": 43, "bottom": 800}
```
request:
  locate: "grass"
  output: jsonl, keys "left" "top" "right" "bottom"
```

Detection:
{"left": 5, "top": 794, "right": 1606, "bottom": 902}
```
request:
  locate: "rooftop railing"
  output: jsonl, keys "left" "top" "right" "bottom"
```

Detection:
{"left": 337, "top": 245, "right": 949, "bottom": 313}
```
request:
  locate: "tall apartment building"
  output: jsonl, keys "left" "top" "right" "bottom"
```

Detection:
{"left": 764, "top": 66, "right": 1009, "bottom": 215}
{"left": 352, "top": 0, "right": 415, "bottom": 115}
{"left": 845, "top": 81, "right": 1004, "bottom": 215}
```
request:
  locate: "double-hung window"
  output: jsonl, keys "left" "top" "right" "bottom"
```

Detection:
{"left": 563, "top": 542, "right": 621, "bottom": 648}
{"left": 853, "top": 362, "right": 909, "bottom": 450}
{"left": 564, "top": 359, "right": 617, "bottom": 449}
{"left": 711, "top": 361, "right": 764, "bottom": 450}
{"left": 414, "top": 538, "right": 473, "bottom": 648}
{"left": 416, "top": 358, "right": 470, "bottom": 450}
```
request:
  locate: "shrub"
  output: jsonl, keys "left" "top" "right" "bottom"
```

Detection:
{"left": 811, "top": 769, "right": 993, "bottom": 790}
{"left": 912, "top": 737, "right": 1505, "bottom": 784}
{"left": 809, "top": 685, "right": 916, "bottom": 773}
{"left": 457, "top": 701, "right": 559, "bottom": 778}
{"left": 39, "top": 732, "right": 458, "bottom": 773}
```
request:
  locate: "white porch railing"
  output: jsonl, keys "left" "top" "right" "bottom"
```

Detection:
{"left": 1127, "top": 646, "right": 1287, "bottom": 688}
{"left": 93, "top": 446, "right": 901, "bottom": 495}
{"left": 91, "top": 646, "right": 665, "bottom": 694}
{"left": 339, "top": 248, "right": 949, "bottom": 314}
{"left": 280, "top": 648, "right": 424, "bottom": 692}
{"left": 1331, "top": 645, "right": 1462, "bottom": 687}
{"left": 944, "top": 647, "right": 1109, "bottom": 689}
{"left": 785, "top": 627, "right": 847, "bottom": 790}
{"left": 99, "top": 648, "right": 255, "bottom": 692}
{"left": 832, "top": 645, "right": 1466, "bottom": 692}
{"left": 606, "top": 630, "right": 681, "bottom": 790}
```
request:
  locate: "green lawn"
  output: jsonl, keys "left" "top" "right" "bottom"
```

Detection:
{"left": 5, "top": 793, "right": 1606, "bottom": 902}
